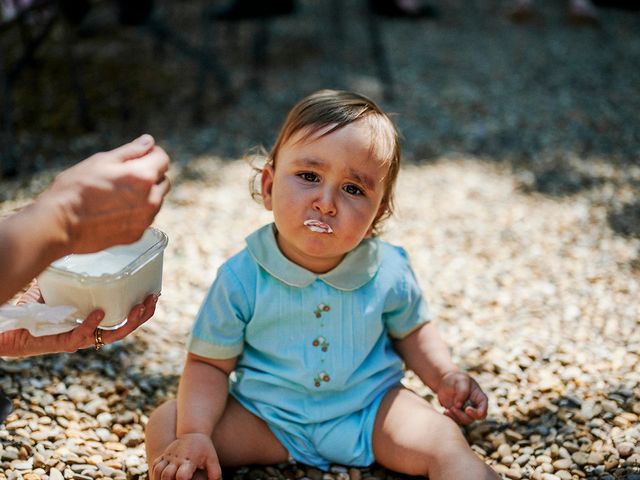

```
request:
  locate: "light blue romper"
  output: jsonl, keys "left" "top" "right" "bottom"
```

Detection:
{"left": 188, "top": 224, "right": 430, "bottom": 470}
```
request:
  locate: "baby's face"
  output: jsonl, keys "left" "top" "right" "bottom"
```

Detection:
{"left": 261, "top": 121, "right": 389, "bottom": 274}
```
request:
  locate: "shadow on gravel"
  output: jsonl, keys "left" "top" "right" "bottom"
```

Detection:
{"left": 523, "top": 164, "right": 607, "bottom": 198}
{"left": 467, "top": 403, "right": 575, "bottom": 447}
{"left": 609, "top": 467, "right": 640, "bottom": 480}
{"left": 466, "top": 390, "right": 640, "bottom": 477}
{"left": 98, "top": 340, "right": 181, "bottom": 411}
{"left": 516, "top": 163, "right": 639, "bottom": 270}
{"left": 466, "top": 396, "right": 595, "bottom": 466}
{"left": 220, "top": 463, "right": 421, "bottom": 480}
{"left": 607, "top": 199, "right": 640, "bottom": 273}
{"left": 608, "top": 201, "right": 640, "bottom": 238}
{"left": 0, "top": 339, "right": 180, "bottom": 415}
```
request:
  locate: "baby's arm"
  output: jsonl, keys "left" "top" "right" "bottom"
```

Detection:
{"left": 152, "top": 353, "right": 236, "bottom": 480}
{"left": 394, "top": 322, "right": 488, "bottom": 425}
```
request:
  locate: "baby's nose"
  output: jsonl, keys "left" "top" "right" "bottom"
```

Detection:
{"left": 313, "top": 191, "right": 337, "bottom": 215}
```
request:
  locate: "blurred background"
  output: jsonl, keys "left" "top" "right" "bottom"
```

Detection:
{"left": 2, "top": 0, "right": 639, "bottom": 238}
{"left": 1, "top": 0, "right": 638, "bottom": 169}
{"left": 1, "top": 1, "right": 639, "bottom": 479}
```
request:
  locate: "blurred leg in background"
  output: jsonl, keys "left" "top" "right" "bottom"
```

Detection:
{"left": 508, "top": 0, "right": 599, "bottom": 24}
{"left": 210, "top": 0, "right": 437, "bottom": 20}
{"left": 568, "top": 0, "right": 599, "bottom": 24}
{"left": 209, "top": 0, "right": 295, "bottom": 21}
{"left": 369, "top": 0, "right": 438, "bottom": 18}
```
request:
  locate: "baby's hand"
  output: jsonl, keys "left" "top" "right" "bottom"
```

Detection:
{"left": 436, "top": 371, "right": 488, "bottom": 426}
{"left": 151, "top": 432, "right": 221, "bottom": 480}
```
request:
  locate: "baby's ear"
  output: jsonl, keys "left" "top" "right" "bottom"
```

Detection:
{"left": 261, "top": 165, "right": 275, "bottom": 211}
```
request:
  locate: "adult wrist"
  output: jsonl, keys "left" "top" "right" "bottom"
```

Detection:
{"left": 30, "top": 191, "right": 75, "bottom": 261}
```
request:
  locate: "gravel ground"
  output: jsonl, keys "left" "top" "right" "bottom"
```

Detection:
{"left": 1, "top": 0, "right": 640, "bottom": 479}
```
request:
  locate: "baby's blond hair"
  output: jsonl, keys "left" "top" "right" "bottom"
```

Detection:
{"left": 250, "top": 89, "right": 401, "bottom": 235}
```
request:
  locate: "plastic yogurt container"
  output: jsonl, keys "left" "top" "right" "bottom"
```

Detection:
{"left": 38, "top": 227, "right": 168, "bottom": 329}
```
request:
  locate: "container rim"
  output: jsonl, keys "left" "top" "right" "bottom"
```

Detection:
{"left": 44, "top": 227, "right": 168, "bottom": 285}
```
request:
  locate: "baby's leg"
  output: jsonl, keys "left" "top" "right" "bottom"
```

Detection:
{"left": 146, "top": 397, "right": 289, "bottom": 478}
{"left": 372, "top": 388, "right": 499, "bottom": 480}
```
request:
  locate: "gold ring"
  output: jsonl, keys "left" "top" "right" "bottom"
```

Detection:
{"left": 94, "top": 328, "right": 105, "bottom": 351}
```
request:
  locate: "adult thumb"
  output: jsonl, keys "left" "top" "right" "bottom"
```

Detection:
{"left": 110, "top": 134, "right": 155, "bottom": 161}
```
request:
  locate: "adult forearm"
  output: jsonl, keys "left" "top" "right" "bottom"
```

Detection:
{"left": 1, "top": 136, "right": 170, "bottom": 306}
{"left": 176, "top": 359, "right": 230, "bottom": 437}
{"left": 0, "top": 200, "right": 70, "bottom": 304}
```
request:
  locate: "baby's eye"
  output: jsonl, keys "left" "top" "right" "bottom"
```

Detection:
{"left": 343, "top": 184, "right": 364, "bottom": 196}
{"left": 299, "top": 172, "right": 319, "bottom": 182}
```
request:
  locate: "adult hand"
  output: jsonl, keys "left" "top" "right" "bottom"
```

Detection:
{"left": 437, "top": 371, "right": 488, "bottom": 426}
{"left": 39, "top": 134, "right": 171, "bottom": 255}
{"left": 151, "top": 432, "right": 222, "bottom": 480}
{"left": 0, "top": 283, "right": 159, "bottom": 357}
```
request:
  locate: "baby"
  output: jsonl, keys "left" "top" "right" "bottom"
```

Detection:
{"left": 146, "top": 90, "right": 499, "bottom": 480}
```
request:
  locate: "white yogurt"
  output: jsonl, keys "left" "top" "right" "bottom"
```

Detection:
{"left": 53, "top": 249, "right": 142, "bottom": 276}
{"left": 38, "top": 228, "right": 168, "bottom": 329}
{"left": 304, "top": 219, "right": 333, "bottom": 234}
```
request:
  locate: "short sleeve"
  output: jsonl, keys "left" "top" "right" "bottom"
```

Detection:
{"left": 383, "top": 247, "right": 431, "bottom": 339}
{"left": 187, "top": 263, "right": 253, "bottom": 359}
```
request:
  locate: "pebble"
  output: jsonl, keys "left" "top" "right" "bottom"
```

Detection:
{"left": 541, "top": 474, "right": 560, "bottom": 480}
{"left": 65, "top": 386, "right": 90, "bottom": 404}
{"left": 98, "top": 464, "right": 126, "bottom": 479}
{"left": 536, "top": 455, "right": 552, "bottom": 466}
{"left": 104, "top": 442, "right": 126, "bottom": 452}
{"left": 124, "top": 455, "right": 143, "bottom": 468}
{"left": 307, "top": 468, "right": 323, "bottom": 480}
{"left": 617, "top": 442, "right": 635, "bottom": 458}
{"left": 498, "top": 444, "right": 512, "bottom": 459}
{"left": 80, "top": 398, "right": 108, "bottom": 416}
{"left": 552, "top": 459, "right": 572, "bottom": 470}
{"left": 69, "top": 465, "right": 96, "bottom": 473}
{"left": 121, "top": 429, "right": 144, "bottom": 447}
{"left": 2, "top": 448, "right": 20, "bottom": 461}
{"left": 12, "top": 459, "right": 33, "bottom": 470}
{"left": 505, "top": 469, "right": 522, "bottom": 479}
{"left": 94, "top": 428, "right": 114, "bottom": 443}
{"left": 348, "top": 468, "right": 362, "bottom": 480}
{"left": 49, "top": 469, "right": 64, "bottom": 480}
{"left": 572, "top": 452, "right": 589, "bottom": 466}
{"left": 587, "top": 452, "right": 605, "bottom": 465}
{"left": 95, "top": 412, "right": 113, "bottom": 427}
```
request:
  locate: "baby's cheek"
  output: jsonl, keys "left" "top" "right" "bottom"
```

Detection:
{"left": 342, "top": 228, "right": 366, "bottom": 244}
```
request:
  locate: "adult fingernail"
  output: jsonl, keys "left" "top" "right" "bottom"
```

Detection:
{"left": 135, "top": 134, "right": 153, "bottom": 146}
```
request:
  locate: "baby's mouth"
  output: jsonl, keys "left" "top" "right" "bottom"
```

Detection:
{"left": 304, "top": 219, "right": 333, "bottom": 234}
